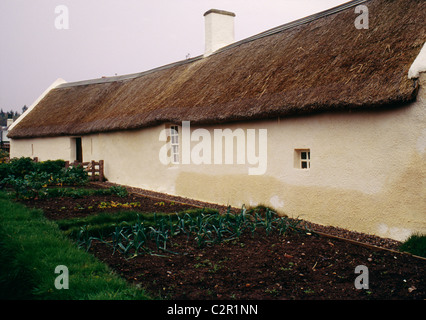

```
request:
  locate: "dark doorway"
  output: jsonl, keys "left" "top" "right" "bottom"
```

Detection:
{"left": 75, "top": 137, "right": 82, "bottom": 163}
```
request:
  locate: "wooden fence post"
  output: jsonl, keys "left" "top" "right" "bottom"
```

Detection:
{"left": 91, "top": 160, "right": 96, "bottom": 181}
{"left": 99, "top": 160, "right": 104, "bottom": 182}
{"left": 63, "top": 159, "right": 104, "bottom": 182}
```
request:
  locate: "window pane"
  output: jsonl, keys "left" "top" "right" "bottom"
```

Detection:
{"left": 308, "top": 152, "right": 310, "bottom": 160}
{"left": 301, "top": 161, "right": 307, "bottom": 169}
{"left": 301, "top": 152, "right": 307, "bottom": 159}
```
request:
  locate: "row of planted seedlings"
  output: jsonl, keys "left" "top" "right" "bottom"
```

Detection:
{"left": 75, "top": 205, "right": 310, "bottom": 258}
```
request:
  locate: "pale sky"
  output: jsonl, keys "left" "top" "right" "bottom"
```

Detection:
{"left": 0, "top": 0, "right": 349, "bottom": 113}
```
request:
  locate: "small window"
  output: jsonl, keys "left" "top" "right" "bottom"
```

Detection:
{"left": 295, "top": 149, "right": 310, "bottom": 169}
{"left": 170, "top": 125, "right": 179, "bottom": 164}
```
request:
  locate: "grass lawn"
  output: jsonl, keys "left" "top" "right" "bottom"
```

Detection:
{"left": 0, "top": 191, "right": 151, "bottom": 300}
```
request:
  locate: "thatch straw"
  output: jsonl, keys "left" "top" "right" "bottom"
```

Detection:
{"left": 9, "top": 0, "right": 426, "bottom": 139}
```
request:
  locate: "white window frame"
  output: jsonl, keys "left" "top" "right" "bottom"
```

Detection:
{"left": 295, "top": 149, "right": 310, "bottom": 169}
{"left": 170, "top": 125, "right": 179, "bottom": 164}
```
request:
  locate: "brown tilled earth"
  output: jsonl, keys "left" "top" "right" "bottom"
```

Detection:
{"left": 19, "top": 182, "right": 425, "bottom": 300}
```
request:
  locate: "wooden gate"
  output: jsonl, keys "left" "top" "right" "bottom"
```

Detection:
{"left": 65, "top": 160, "right": 104, "bottom": 182}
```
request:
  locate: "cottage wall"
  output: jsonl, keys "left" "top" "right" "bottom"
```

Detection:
{"left": 9, "top": 75, "right": 426, "bottom": 241}
{"left": 169, "top": 87, "right": 425, "bottom": 242}
{"left": 10, "top": 136, "right": 75, "bottom": 162}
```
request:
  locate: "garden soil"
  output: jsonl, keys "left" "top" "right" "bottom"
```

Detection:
{"left": 19, "top": 183, "right": 426, "bottom": 300}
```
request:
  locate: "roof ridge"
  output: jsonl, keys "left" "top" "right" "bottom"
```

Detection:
{"left": 212, "top": 0, "right": 370, "bottom": 55}
{"left": 57, "top": 0, "right": 369, "bottom": 89}
{"left": 57, "top": 55, "right": 203, "bottom": 88}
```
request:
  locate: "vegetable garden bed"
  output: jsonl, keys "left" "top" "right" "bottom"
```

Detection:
{"left": 16, "top": 183, "right": 426, "bottom": 300}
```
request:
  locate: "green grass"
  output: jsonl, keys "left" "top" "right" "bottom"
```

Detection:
{"left": 0, "top": 191, "right": 151, "bottom": 300}
{"left": 399, "top": 233, "right": 426, "bottom": 258}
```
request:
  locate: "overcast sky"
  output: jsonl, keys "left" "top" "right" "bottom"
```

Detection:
{"left": 0, "top": 0, "right": 349, "bottom": 113}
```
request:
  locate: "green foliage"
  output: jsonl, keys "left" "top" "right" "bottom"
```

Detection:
{"left": 0, "top": 163, "right": 9, "bottom": 181}
{"left": 56, "top": 165, "right": 89, "bottom": 186}
{"left": 58, "top": 210, "right": 206, "bottom": 241}
{"left": 0, "top": 157, "right": 89, "bottom": 199}
{"left": 0, "top": 150, "right": 9, "bottom": 163}
{"left": 73, "top": 206, "right": 308, "bottom": 257}
{"left": 8, "top": 157, "right": 36, "bottom": 178}
{"left": 37, "top": 185, "right": 129, "bottom": 200}
{"left": 399, "top": 234, "right": 426, "bottom": 258}
{"left": 0, "top": 110, "right": 20, "bottom": 126}
{"left": 2, "top": 171, "right": 49, "bottom": 199}
{"left": 107, "top": 185, "right": 128, "bottom": 197}
{"left": 37, "top": 160, "right": 66, "bottom": 176}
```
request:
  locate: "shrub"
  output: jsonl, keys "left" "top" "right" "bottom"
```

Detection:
{"left": 37, "top": 160, "right": 66, "bottom": 176}
{"left": 0, "top": 163, "right": 10, "bottom": 182}
{"left": 0, "top": 150, "right": 9, "bottom": 163}
{"left": 8, "top": 157, "right": 35, "bottom": 178}
{"left": 400, "top": 234, "right": 426, "bottom": 258}
{"left": 55, "top": 166, "right": 89, "bottom": 186}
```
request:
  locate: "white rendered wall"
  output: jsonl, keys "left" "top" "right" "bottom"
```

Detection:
{"left": 9, "top": 75, "right": 426, "bottom": 241}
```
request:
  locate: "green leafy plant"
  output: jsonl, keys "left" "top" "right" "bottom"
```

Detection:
{"left": 400, "top": 233, "right": 426, "bottom": 258}
{"left": 37, "top": 160, "right": 66, "bottom": 176}
{"left": 1, "top": 158, "right": 89, "bottom": 199}
{"left": 0, "top": 150, "right": 9, "bottom": 163}
{"left": 75, "top": 207, "right": 311, "bottom": 258}
{"left": 56, "top": 166, "right": 89, "bottom": 186}
{"left": 108, "top": 185, "right": 128, "bottom": 197}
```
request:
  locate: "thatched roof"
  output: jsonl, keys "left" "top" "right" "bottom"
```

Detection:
{"left": 9, "top": 0, "right": 426, "bottom": 139}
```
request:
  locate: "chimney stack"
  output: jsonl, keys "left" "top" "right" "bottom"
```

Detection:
{"left": 7, "top": 118, "right": 13, "bottom": 128}
{"left": 204, "top": 9, "right": 235, "bottom": 57}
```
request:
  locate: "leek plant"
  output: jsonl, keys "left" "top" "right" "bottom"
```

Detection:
{"left": 77, "top": 207, "right": 309, "bottom": 258}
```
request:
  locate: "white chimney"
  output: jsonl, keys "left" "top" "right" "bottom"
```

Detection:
{"left": 204, "top": 9, "right": 235, "bottom": 57}
{"left": 7, "top": 118, "right": 13, "bottom": 128}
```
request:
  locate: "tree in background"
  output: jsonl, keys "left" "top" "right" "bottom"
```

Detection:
{"left": 0, "top": 107, "right": 23, "bottom": 126}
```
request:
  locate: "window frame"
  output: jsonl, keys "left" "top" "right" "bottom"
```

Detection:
{"left": 170, "top": 125, "right": 179, "bottom": 164}
{"left": 295, "top": 149, "right": 310, "bottom": 170}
